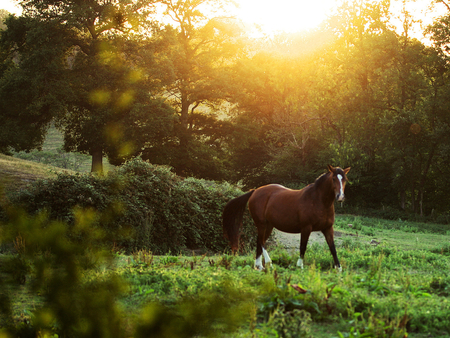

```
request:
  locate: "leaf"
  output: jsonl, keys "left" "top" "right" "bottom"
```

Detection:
{"left": 291, "top": 284, "right": 307, "bottom": 294}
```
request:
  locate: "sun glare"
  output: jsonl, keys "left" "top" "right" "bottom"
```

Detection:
{"left": 1, "top": 0, "right": 22, "bottom": 15}
{"left": 234, "top": 0, "right": 337, "bottom": 34}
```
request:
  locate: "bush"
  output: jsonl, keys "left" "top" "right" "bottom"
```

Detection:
{"left": 6, "top": 158, "right": 257, "bottom": 254}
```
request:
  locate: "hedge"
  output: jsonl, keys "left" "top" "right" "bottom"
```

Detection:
{"left": 6, "top": 158, "right": 256, "bottom": 254}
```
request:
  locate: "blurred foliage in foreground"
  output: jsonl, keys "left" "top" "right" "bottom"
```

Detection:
{"left": 0, "top": 208, "right": 254, "bottom": 337}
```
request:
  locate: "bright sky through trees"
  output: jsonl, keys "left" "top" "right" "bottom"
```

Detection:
{"left": 0, "top": 0, "right": 446, "bottom": 38}
{"left": 234, "top": 0, "right": 447, "bottom": 39}
{"left": 0, "top": 0, "right": 21, "bottom": 14}
{"left": 234, "top": 0, "right": 336, "bottom": 34}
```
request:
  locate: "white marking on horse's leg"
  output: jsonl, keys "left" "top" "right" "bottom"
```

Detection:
{"left": 255, "top": 255, "right": 263, "bottom": 270}
{"left": 262, "top": 247, "right": 272, "bottom": 267}
{"left": 297, "top": 258, "right": 304, "bottom": 269}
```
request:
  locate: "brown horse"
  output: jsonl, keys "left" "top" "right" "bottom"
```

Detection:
{"left": 223, "top": 165, "right": 350, "bottom": 270}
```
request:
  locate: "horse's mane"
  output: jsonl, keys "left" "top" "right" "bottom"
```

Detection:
{"left": 314, "top": 171, "right": 331, "bottom": 187}
{"left": 314, "top": 168, "right": 346, "bottom": 188}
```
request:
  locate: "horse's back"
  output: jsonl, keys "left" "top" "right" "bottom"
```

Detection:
{"left": 248, "top": 184, "right": 306, "bottom": 229}
{"left": 248, "top": 183, "right": 333, "bottom": 233}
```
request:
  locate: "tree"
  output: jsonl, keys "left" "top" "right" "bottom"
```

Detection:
{"left": 225, "top": 38, "right": 325, "bottom": 188}
{"left": 0, "top": 0, "right": 175, "bottom": 172}
{"left": 310, "top": 0, "right": 450, "bottom": 215}
{"left": 0, "top": 15, "right": 73, "bottom": 154}
{"left": 152, "top": 0, "right": 246, "bottom": 179}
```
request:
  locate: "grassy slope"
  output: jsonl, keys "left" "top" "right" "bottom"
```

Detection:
{"left": 0, "top": 154, "right": 74, "bottom": 201}
{"left": 1, "top": 126, "right": 112, "bottom": 201}
{"left": 13, "top": 126, "right": 112, "bottom": 173}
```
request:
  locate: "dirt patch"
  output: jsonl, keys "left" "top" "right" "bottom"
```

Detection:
{"left": 272, "top": 229, "right": 344, "bottom": 252}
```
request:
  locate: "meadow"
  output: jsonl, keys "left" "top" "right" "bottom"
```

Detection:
{"left": 12, "top": 126, "right": 110, "bottom": 173}
{"left": 1, "top": 142, "right": 450, "bottom": 337}
{"left": 1, "top": 212, "right": 450, "bottom": 337}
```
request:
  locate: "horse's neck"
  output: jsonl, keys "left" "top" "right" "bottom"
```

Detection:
{"left": 314, "top": 175, "right": 335, "bottom": 206}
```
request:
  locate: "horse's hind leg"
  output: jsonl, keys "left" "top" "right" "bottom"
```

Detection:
{"left": 297, "top": 228, "right": 311, "bottom": 269}
{"left": 255, "top": 224, "right": 273, "bottom": 270}
{"left": 322, "top": 227, "right": 341, "bottom": 271}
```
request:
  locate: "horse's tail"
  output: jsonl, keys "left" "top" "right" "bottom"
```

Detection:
{"left": 223, "top": 190, "right": 255, "bottom": 252}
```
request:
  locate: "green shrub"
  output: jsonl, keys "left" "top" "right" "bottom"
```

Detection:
{"left": 7, "top": 158, "right": 256, "bottom": 254}
{"left": 267, "top": 306, "right": 312, "bottom": 338}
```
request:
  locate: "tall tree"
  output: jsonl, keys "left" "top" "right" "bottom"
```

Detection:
{"left": 153, "top": 0, "right": 245, "bottom": 178}
{"left": 0, "top": 16, "right": 73, "bottom": 154}
{"left": 0, "top": 0, "right": 174, "bottom": 172}
{"left": 225, "top": 37, "right": 324, "bottom": 188}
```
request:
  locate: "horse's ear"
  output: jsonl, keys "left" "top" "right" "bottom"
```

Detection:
{"left": 344, "top": 167, "right": 351, "bottom": 175}
{"left": 327, "top": 164, "right": 335, "bottom": 173}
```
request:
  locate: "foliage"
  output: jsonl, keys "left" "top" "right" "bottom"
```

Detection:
{"left": 0, "top": 209, "right": 254, "bottom": 338}
{"left": 143, "top": 0, "right": 247, "bottom": 180}
{"left": 5, "top": 0, "right": 450, "bottom": 215}
{"left": 7, "top": 158, "right": 256, "bottom": 254}
{"left": 0, "top": 209, "right": 126, "bottom": 337}
{"left": 0, "top": 16, "right": 72, "bottom": 154}
{"left": 0, "top": 0, "right": 175, "bottom": 173}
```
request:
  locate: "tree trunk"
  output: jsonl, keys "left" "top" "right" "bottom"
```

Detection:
{"left": 91, "top": 148, "right": 103, "bottom": 173}
{"left": 400, "top": 191, "right": 405, "bottom": 210}
{"left": 177, "top": 90, "right": 190, "bottom": 175}
{"left": 416, "top": 142, "right": 437, "bottom": 216}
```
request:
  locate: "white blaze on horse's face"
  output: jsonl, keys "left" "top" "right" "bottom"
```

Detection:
{"left": 336, "top": 174, "right": 345, "bottom": 202}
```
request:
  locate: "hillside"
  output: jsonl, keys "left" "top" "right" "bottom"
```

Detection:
{"left": 0, "top": 153, "right": 73, "bottom": 201}
{"left": 13, "top": 126, "right": 94, "bottom": 172}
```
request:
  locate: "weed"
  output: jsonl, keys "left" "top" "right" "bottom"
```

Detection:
{"left": 335, "top": 310, "right": 408, "bottom": 338}
{"left": 268, "top": 306, "right": 312, "bottom": 338}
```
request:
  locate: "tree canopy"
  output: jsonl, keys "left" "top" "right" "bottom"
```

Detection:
{"left": 2, "top": 0, "right": 450, "bottom": 218}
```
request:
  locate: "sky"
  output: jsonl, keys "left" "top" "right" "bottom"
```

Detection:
{"left": 0, "top": 0, "right": 338, "bottom": 33}
{"left": 232, "top": 0, "right": 337, "bottom": 34}
{"left": 0, "top": 0, "right": 21, "bottom": 15}
{"left": 0, "top": 0, "right": 447, "bottom": 38}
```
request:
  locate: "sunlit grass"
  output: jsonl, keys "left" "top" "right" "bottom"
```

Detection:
{"left": 2, "top": 181, "right": 450, "bottom": 336}
{"left": 0, "top": 154, "right": 64, "bottom": 202}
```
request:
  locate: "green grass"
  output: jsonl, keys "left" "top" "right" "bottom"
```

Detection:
{"left": 2, "top": 224, "right": 450, "bottom": 337}
{"left": 1, "top": 153, "right": 450, "bottom": 336}
{"left": 13, "top": 125, "right": 111, "bottom": 173}
{"left": 0, "top": 153, "right": 73, "bottom": 202}
{"left": 334, "top": 215, "right": 450, "bottom": 252}
{"left": 120, "top": 241, "right": 450, "bottom": 337}
{"left": 0, "top": 126, "right": 114, "bottom": 201}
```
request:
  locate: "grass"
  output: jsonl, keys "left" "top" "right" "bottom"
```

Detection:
{"left": 107, "top": 243, "right": 450, "bottom": 337}
{"left": 2, "top": 220, "right": 450, "bottom": 337}
{"left": 334, "top": 215, "right": 450, "bottom": 252}
{"left": 1, "top": 137, "right": 450, "bottom": 336}
{"left": 0, "top": 126, "right": 114, "bottom": 202}
{"left": 13, "top": 125, "right": 111, "bottom": 173}
{"left": 0, "top": 153, "right": 73, "bottom": 202}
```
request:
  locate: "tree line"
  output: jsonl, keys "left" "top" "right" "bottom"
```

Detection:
{"left": 1, "top": 0, "right": 450, "bottom": 218}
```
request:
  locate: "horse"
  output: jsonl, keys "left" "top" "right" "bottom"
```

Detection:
{"left": 222, "top": 165, "right": 350, "bottom": 270}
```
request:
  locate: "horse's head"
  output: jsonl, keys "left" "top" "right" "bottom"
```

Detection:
{"left": 327, "top": 165, "right": 351, "bottom": 202}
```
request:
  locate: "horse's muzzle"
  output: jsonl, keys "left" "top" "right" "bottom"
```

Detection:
{"left": 336, "top": 194, "right": 345, "bottom": 202}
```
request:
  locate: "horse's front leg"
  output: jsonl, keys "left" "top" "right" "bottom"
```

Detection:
{"left": 255, "top": 225, "right": 272, "bottom": 270}
{"left": 322, "top": 226, "right": 341, "bottom": 271}
{"left": 297, "top": 228, "right": 311, "bottom": 269}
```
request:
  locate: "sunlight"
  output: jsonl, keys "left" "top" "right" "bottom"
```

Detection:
{"left": 234, "top": 0, "right": 448, "bottom": 40}
{"left": 234, "top": 0, "right": 337, "bottom": 34}
{"left": 0, "top": 0, "right": 22, "bottom": 15}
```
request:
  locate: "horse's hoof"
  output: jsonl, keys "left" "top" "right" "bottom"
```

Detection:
{"left": 296, "top": 258, "right": 304, "bottom": 269}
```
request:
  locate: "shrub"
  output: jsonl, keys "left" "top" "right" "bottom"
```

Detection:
{"left": 7, "top": 158, "right": 256, "bottom": 254}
